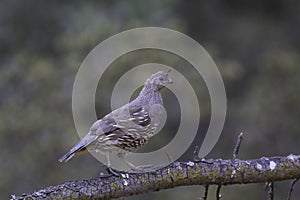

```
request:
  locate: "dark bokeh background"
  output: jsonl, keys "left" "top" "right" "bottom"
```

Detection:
{"left": 1, "top": 0, "right": 300, "bottom": 199}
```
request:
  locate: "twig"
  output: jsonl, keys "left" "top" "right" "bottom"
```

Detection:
{"left": 202, "top": 185, "right": 209, "bottom": 200}
{"left": 265, "top": 182, "right": 274, "bottom": 200}
{"left": 193, "top": 145, "right": 200, "bottom": 162}
{"left": 216, "top": 185, "right": 222, "bottom": 200}
{"left": 163, "top": 148, "right": 173, "bottom": 163}
{"left": 287, "top": 178, "right": 299, "bottom": 200}
{"left": 193, "top": 145, "right": 213, "bottom": 164}
{"left": 233, "top": 132, "right": 243, "bottom": 160}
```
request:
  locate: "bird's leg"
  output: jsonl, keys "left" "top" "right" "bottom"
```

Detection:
{"left": 123, "top": 157, "right": 139, "bottom": 170}
{"left": 105, "top": 152, "right": 121, "bottom": 176}
{"left": 117, "top": 152, "right": 137, "bottom": 169}
{"left": 106, "top": 152, "right": 111, "bottom": 167}
{"left": 117, "top": 153, "right": 157, "bottom": 172}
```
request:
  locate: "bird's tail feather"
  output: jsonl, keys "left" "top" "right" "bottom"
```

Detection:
{"left": 58, "top": 140, "right": 87, "bottom": 163}
{"left": 58, "top": 152, "right": 75, "bottom": 163}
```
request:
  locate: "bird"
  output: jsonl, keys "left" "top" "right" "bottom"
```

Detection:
{"left": 58, "top": 71, "right": 173, "bottom": 174}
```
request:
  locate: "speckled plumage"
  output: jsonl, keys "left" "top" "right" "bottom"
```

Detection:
{"left": 59, "top": 71, "right": 172, "bottom": 169}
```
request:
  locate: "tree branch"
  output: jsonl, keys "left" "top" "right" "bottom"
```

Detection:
{"left": 11, "top": 154, "right": 300, "bottom": 200}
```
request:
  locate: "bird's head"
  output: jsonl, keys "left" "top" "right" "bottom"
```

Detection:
{"left": 146, "top": 70, "right": 173, "bottom": 91}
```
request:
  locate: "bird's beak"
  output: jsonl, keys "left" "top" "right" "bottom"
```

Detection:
{"left": 167, "top": 78, "right": 173, "bottom": 84}
{"left": 165, "top": 69, "right": 173, "bottom": 84}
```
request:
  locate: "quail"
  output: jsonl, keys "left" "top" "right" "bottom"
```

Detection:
{"left": 58, "top": 71, "right": 173, "bottom": 173}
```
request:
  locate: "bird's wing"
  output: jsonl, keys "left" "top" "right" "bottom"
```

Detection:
{"left": 58, "top": 113, "right": 120, "bottom": 163}
{"left": 128, "top": 104, "right": 151, "bottom": 127}
{"left": 98, "top": 104, "right": 151, "bottom": 131}
{"left": 58, "top": 104, "right": 152, "bottom": 162}
{"left": 91, "top": 113, "right": 119, "bottom": 135}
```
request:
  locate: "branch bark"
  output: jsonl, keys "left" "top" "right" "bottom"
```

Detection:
{"left": 11, "top": 154, "right": 300, "bottom": 200}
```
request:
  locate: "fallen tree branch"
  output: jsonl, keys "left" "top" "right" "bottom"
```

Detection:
{"left": 11, "top": 154, "right": 300, "bottom": 200}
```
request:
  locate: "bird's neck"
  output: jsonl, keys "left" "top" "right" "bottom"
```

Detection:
{"left": 138, "top": 84, "right": 163, "bottom": 106}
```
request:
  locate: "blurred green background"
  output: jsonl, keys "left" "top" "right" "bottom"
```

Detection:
{"left": 1, "top": 0, "right": 300, "bottom": 199}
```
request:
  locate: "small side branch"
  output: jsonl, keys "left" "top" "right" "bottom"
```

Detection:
{"left": 193, "top": 145, "right": 200, "bottom": 162}
{"left": 11, "top": 154, "right": 300, "bottom": 200}
{"left": 265, "top": 182, "right": 274, "bottom": 200}
{"left": 287, "top": 178, "right": 299, "bottom": 200}
{"left": 202, "top": 185, "right": 209, "bottom": 200}
{"left": 216, "top": 185, "right": 222, "bottom": 200}
{"left": 233, "top": 132, "right": 243, "bottom": 160}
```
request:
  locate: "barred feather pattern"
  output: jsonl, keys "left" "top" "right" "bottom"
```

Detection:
{"left": 89, "top": 105, "right": 157, "bottom": 154}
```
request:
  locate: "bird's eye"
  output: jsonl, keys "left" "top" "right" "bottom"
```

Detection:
{"left": 159, "top": 77, "right": 164, "bottom": 81}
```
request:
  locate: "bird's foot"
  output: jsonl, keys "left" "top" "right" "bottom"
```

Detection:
{"left": 99, "top": 166, "right": 123, "bottom": 177}
{"left": 107, "top": 166, "right": 122, "bottom": 176}
{"left": 99, "top": 172, "right": 113, "bottom": 178}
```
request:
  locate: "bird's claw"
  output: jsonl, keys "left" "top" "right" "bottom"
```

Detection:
{"left": 99, "top": 166, "right": 123, "bottom": 177}
{"left": 99, "top": 172, "right": 113, "bottom": 178}
{"left": 107, "top": 166, "right": 122, "bottom": 177}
